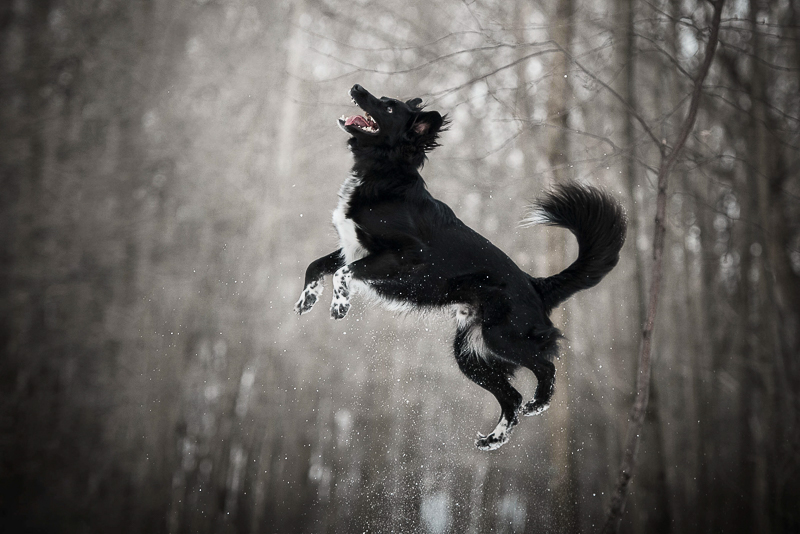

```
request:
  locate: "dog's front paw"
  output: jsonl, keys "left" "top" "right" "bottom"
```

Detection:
{"left": 330, "top": 266, "right": 352, "bottom": 320}
{"left": 295, "top": 280, "right": 323, "bottom": 315}
{"left": 331, "top": 299, "right": 350, "bottom": 320}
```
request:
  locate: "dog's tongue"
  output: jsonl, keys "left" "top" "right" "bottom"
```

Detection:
{"left": 345, "top": 115, "right": 369, "bottom": 128}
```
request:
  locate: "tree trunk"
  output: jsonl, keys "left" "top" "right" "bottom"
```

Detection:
{"left": 544, "top": 0, "right": 580, "bottom": 532}
{"left": 602, "top": 2, "right": 725, "bottom": 531}
{"left": 616, "top": 1, "right": 671, "bottom": 530}
{"left": 747, "top": 3, "right": 781, "bottom": 531}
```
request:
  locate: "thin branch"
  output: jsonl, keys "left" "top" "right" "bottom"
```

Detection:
{"left": 297, "top": 26, "right": 485, "bottom": 53}
{"left": 429, "top": 47, "right": 563, "bottom": 99}
{"left": 639, "top": 0, "right": 698, "bottom": 29}
{"left": 717, "top": 38, "right": 800, "bottom": 72}
{"left": 704, "top": 87, "right": 800, "bottom": 126}
{"left": 600, "top": 0, "right": 725, "bottom": 532}
{"left": 632, "top": 31, "right": 695, "bottom": 80}
{"left": 309, "top": 41, "right": 557, "bottom": 76}
{"left": 552, "top": 41, "right": 663, "bottom": 152}
{"left": 522, "top": 118, "right": 621, "bottom": 153}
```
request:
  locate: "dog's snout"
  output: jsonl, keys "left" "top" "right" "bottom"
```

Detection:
{"left": 349, "top": 84, "right": 374, "bottom": 105}
{"left": 350, "top": 84, "right": 367, "bottom": 97}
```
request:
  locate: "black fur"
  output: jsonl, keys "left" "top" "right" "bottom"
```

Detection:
{"left": 296, "top": 84, "right": 627, "bottom": 450}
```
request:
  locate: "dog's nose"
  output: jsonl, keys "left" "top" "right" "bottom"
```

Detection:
{"left": 352, "top": 84, "right": 364, "bottom": 93}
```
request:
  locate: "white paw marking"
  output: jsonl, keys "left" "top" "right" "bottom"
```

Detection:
{"left": 330, "top": 266, "right": 353, "bottom": 319}
{"left": 522, "top": 400, "right": 550, "bottom": 416}
{"left": 475, "top": 415, "right": 517, "bottom": 451}
{"left": 295, "top": 280, "right": 323, "bottom": 315}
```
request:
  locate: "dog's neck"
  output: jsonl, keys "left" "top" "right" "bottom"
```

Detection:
{"left": 348, "top": 139, "right": 430, "bottom": 174}
{"left": 350, "top": 158, "right": 425, "bottom": 186}
{"left": 347, "top": 158, "right": 427, "bottom": 199}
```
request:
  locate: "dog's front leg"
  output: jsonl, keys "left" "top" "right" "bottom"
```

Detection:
{"left": 330, "top": 250, "right": 415, "bottom": 319}
{"left": 295, "top": 250, "right": 344, "bottom": 315}
{"left": 330, "top": 265, "right": 353, "bottom": 319}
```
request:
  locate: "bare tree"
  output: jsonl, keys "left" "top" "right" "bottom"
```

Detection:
{"left": 602, "top": 1, "right": 725, "bottom": 531}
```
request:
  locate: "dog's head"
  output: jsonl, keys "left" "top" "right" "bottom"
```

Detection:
{"left": 338, "top": 84, "right": 446, "bottom": 168}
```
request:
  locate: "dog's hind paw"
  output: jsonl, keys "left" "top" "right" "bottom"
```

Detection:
{"left": 294, "top": 281, "right": 323, "bottom": 315}
{"left": 475, "top": 431, "right": 509, "bottom": 451}
{"left": 522, "top": 399, "right": 550, "bottom": 416}
{"left": 474, "top": 414, "right": 517, "bottom": 451}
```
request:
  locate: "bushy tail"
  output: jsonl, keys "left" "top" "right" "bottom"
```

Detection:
{"left": 524, "top": 183, "right": 627, "bottom": 313}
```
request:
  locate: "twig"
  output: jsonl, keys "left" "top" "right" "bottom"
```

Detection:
{"left": 552, "top": 41, "right": 664, "bottom": 152}
{"left": 600, "top": 1, "right": 725, "bottom": 532}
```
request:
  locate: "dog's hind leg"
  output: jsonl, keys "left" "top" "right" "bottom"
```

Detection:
{"left": 522, "top": 358, "right": 556, "bottom": 416}
{"left": 480, "top": 320, "right": 559, "bottom": 417}
{"left": 453, "top": 325, "right": 523, "bottom": 451}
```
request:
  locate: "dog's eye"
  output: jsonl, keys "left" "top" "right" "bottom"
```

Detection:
{"left": 387, "top": 106, "right": 393, "bottom": 114}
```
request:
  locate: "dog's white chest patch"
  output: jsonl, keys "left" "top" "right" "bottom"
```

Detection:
{"left": 333, "top": 174, "right": 368, "bottom": 265}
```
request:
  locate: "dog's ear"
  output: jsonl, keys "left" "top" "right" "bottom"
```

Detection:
{"left": 406, "top": 97, "right": 423, "bottom": 110}
{"left": 413, "top": 111, "right": 443, "bottom": 135}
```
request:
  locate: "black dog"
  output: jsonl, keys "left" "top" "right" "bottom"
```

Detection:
{"left": 295, "top": 84, "right": 626, "bottom": 450}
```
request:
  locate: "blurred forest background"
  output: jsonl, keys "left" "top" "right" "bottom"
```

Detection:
{"left": 1, "top": 0, "right": 799, "bottom": 532}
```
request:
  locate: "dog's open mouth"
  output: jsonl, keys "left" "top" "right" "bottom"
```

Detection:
{"left": 339, "top": 112, "right": 379, "bottom": 134}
